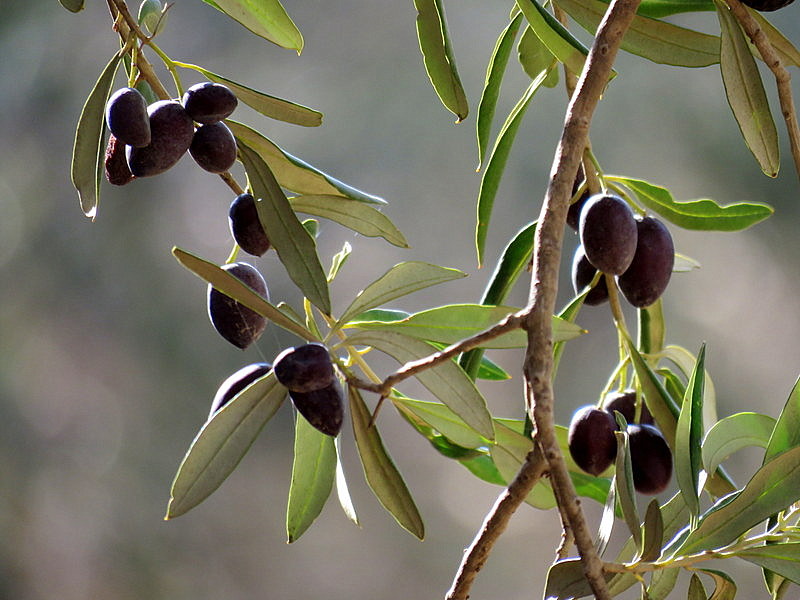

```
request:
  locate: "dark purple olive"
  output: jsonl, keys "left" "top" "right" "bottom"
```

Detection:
{"left": 126, "top": 100, "right": 194, "bottom": 177}
{"left": 628, "top": 424, "right": 672, "bottom": 495}
{"left": 274, "top": 343, "right": 335, "bottom": 393}
{"left": 182, "top": 82, "right": 238, "bottom": 124}
{"left": 209, "top": 362, "right": 272, "bottom": 418}
{"left": 207, "top": 262, "right": 268, "bottom": 349}
{"left": 617, "top": 217, "right": 675, "bottom": 308}
{"left": 189, "top": 121, "right": 238, "bottom": 173}
{"left": 568, "top": 406, "right": 618, "bottom": 476}
{"left": 104, "top": 134, "right": 134, "bottom": 186}
{"left": 229, "top": 193, "right": 271, "bottom": 256}
{"left": 603, "top": 390, "right": 654, "bottom": 426}
{"left": 740, "top": 0, "right": 794, "bottom": 10}
{"left": 579, "top": 193, "right": 638, "bottom": 275}
{"left": 290, "top": 382, "right": 344, "bottom": 437}
{"left": 571, "top": 245, "right": 609, "bottom": 306}
{"left": 105, "top": 87, "right": 151, "bottom": 147}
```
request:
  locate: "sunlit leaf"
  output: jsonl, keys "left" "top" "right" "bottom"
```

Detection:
{"left": 716, "top": 0, "right": 780, "bottom": 177}
{"left": 393, "top": 397, "right": 487, "bottom": 449}
{"left": 334, "top": 437, "right": 359, "bottom": 526}
{"left": 641, "top": 499, "right": 664, "bottom": 562}
{"left": 491, "top": 421, "right": 556, "bottom": 509}
{"left": 689, "top": 573, "right": 709, "bottom": 600}
{"left": 517, "top": 25, "right": 557, "bottom": 82}
{"left": 675, "top": 343, "right": 705, "bottom": 526}
{"left": 175, "top": 62, "right": 321, "bottom": 126}
{"left": 608, "top": 175, "right": 773, "bottom": 231}
{"left": 172, "top": 247, "right": 317, "bottom": 341}
{"left": 697, "top": 569, "right": 737, "bottom": 600}
{"left": 648, "top": 567, "right": 681, "bottom": 600}
{"left": 349, "top": 386, "right": 424, "bottom": 539}
{"left": 328, "top": 241, "right": 352, "bottom": 282}
{"left": 477, "top": 13, "right": 524, "bottom": 169}
{"left": 748, "top": 10, "right": 800, "bottom": 68}
{"left": 614, "top": 428, "right": 642, "bottom": 550}
{"left": 337, "top": 262, "right": 466, "bottom": 327}
{"left": 290, "top": 195, "right": 409, "bottom": 248}
{"left": 238, "top": 142, "right": 331, "bottom": 314}
{"left": 702, "top": 412, "right": 775, "bottom": 477}
{"left": 203, "top": 0, "right": 303, "bottom": 52}
{"left": 166, "top": 372, "right": 286, "bottom": 518}
{"left": 634, "top": 0, "right": 714, "bottom": 17}
{"left": 638, "top": 299, "right": 665, "bottom": 356}
{"left": 764, "top": 376, "right": 800, "bottom": 464}
{"left": 736, "top": 544, "right": 800, "bottom": 585}
{"left": 545, "top": 559, "right": 613, "bottom": 600}
{"left": 71, "top": 52, "right": 121, "bottom": 220}
{"left": 227, "top": 121, "right": 384, "bottom": 204}
{"left": 459, "top": 453, "right": 506, "bottom": 485}
{"left": 286, "top": 412, "right": 336, "bottom": 542}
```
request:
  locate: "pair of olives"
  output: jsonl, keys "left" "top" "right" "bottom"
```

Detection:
{"left": 209, "top": 343, "right": 344, "bottom": 437}
{"left": 104, "top": 81, "right": 239, "bottom": 184}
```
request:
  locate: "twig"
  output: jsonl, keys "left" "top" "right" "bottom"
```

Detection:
{"left": 521, "top": 0, "right": 643, "bottom": 598}
{"left": 724, "top": 0, "right": 800, "bottom": 180}
{"left": 445, "top": 445, "right": 548, "bottom": 600}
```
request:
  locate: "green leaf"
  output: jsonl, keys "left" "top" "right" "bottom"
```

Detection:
{"left": 596, "top": 483, "right": 616, "bottom": 557}
{"left": 545, "top": 559, "right": 614, "bottom": 600}
{"left": 491, "top": 421, "right": 556, "bottom": 509}
{"left": 749, "top": 10, "right": 800, "bottom": 69}
{"left": 675, "top": 343, "right": 706, "bottom": 526}
{"left": 347, "top": 308, "right": 410, "bottom": 324}
{"left": 716, "top": 0, "right": 780, "bottom": 177}
{"left": 475, "top": 355, "right": 512, "bottom": 381}
{"left": 697, "top": 569, "right": 737, "bottom": 600}
{"left": 172, "top": 247, "right": 317, "bottom": 341}
{"left": 337, "top": 262, "right": 466, "bottom": 327}
{"left": 166, "top": 372, "right": 286, "bottom": 518}
{"left": 238, "top": 142, "right": 331, "bottom": 314}
{"left": 634, "top": 0, "right": 714, "bottom": 18}
{"left": 476, "top": 13, "right": 524, "bottom": 169}
{"left": 59, "top": 0, "right": 84, "bottom": 12}
{"left": 679, "top": 446, "right": 800, "bottom": 554}
{"left": 459, "top": 453, "right": 506, "bottom": 485}
{"left": 286, "top": 412, "right": 336, "bottom": 542}
{"left": 203, "top": 0, "right": 303, "bottom": 52}
{"left": 555, "top": 0, "right": 719, "bottom": 67}
{"left": 174, "top": 62, "right": 320, "bottom": 125}
{"left": 289, "top": 195, "right": 409, "bottom": 248}
{"left": 226, "top": 121, "right": 384, "bottom": 204}
{"left": 393, "top": 397, "right": 488, "bottom": 449}
{"left": 614, "top": 428, "right": 642, "bottom": 550}
{"left": 553, "top": 291, "right": 588, "bottom": 377}
{"left": 349, "top": 386, "right": 424, "bottom": 539}
{"left": 648, "top": 567, "right": 681, "bottom": 600}
{"left": 71, "top": 52, "right": 122, "bottom": 220}
{"left": 476, "top": 71, "right": 550, "bottom": 265}
{"left": 702, "top": 412, "right": 776, "bottom": 477}
{"left": 515, "top": 0, "right": 594, "bottom": 77}
{"left": 638, "top": 299, "right": 666, "bottom": 356}
{"left": 626, "top": 336, "right": 680, "bottom": 445}
{"left": 517, "top": 25, "right": 557, "bottom": 81}
{"left": 641, "top": 499, "right": 665, "bottom": 562}
{"left": 328, "top": 241, "right": 352, "bottom": 282}
{"left": 736, "top": 544, "right": 800, "bottom": 585}
{"left": 344, "top": 330, "right": 495, "bottom": 441}
{"left": 764, "top": 376, "right": 800, "bottom": 464}
{"left": 608, "top": 176, "right": 774, "bottom": 231}
{"left": 334, "top": 437, "right": 359, "bottom": 526}
{"left": 413, "top": 0, "right": 468, "bottom": 121}
{"left": 352, "top": 303, "right": 583, "bottom": 348}
{"left": 689, "top": 573, "right": 709, "bottom": 600}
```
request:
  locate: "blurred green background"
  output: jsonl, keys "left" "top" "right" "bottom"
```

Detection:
{"left": 1, "top": 2, "right": 799, "bottom": 599}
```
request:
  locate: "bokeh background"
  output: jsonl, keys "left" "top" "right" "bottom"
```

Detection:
{"left": 1, "top": 1, "right": 799, "bottom": 599}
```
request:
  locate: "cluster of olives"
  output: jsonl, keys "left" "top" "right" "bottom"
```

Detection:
{"left": 568, "top": 390, "right": 672, "bottom": 495}
{"left": 741, "top": 0, "right": 794, "bottom": 11}
{"left": 104, "top": 81, "right": 239, "bottom": 185}
{"left": 210, "top": 343, "right": 344, "bottom": 437}
{"left": 568, "top": 180, "right": 674, "bottom": 309}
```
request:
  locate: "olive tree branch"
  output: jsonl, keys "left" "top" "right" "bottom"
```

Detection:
{"left": 725, "top": 0, "right": 800, "bottom": 180}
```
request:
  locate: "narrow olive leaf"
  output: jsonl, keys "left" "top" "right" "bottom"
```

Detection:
{"left": 476, "top": 71, "right": 550, "bottom": 265}
{"left": 71, "top": 53, "right": 122, "bottom": 220}
{"left": 634, "top": 0, "right": 714, "bottom": 18}
{"left": 393, "top": 397, "right": 488, "bottom": 449}
{"left": 675, "top": 343, "right": 706, "bottom": 526}
{"left": 476, "top": 13, "right": 524, "bottom": 169}
{"left": 702, "top": 412, "right": 776, "bottom": 477}
{"left": 555, "top": 0, "right": 719, "bottom": 67}
{"left": 696, "top": 569, "right": 737, "bottom": 600}
{"left": 349, "top": 386, "right": 424, "bottom": 539}
{"left": 289, "top": 195, "right": 409, "bottom": 248}
{"left": 647, "top": 567, "right": 681, "bottom": 600}
{"left": 413, "top": 0, "right": 468, "bottom": 121}
{"left": 735, "top": 544, "right": 800, "bottom": 585}
{"left": 174, "top": 62, "right": 320, "bottom": 126}
{"left": 626, "top": 336, "right": 680, "bottom": 445}
{"left": 238, "top": 142, "right": 331, "bottom": 314}
{"left": 545, "top": 559, "right": 614, "bottom": 600}
{"left": 518, "top": 25, "right": 557, "bottom": 81}
{"left": 328, "top": 241, "right": 352, "bottom": 282}
{"left": 344, "top": 330, "right": 495, "bottom": 441}
{"left": 641, "top": 499, "right": 665, "bottom": 562}
{"left": 748, "top": 10, "right": 800, "bottom": 68}
{"left": 491, "top": 422, "right": 556, "bottom": 509}
{"left": 614, "top": 429, "right": 643, "bottom": 551}
{"left": 663, "top": 344, "right": 719, "bottom": 431}
{"left": 166, "top": 372, "right": 286, "bottom": 518}
{"left": 460, "top": 453, "right": 506, "bottom": 486}
{"left": 596, "top": 482, "right": 616, "bottom": 556}
{"left": 334, "top": 437, "right": 359, "bottom": 526}
{"left": 172, "top": 247, "right": 317, "bottom": 341}
{"left": 716, "top": 0, "right": 780, "bottom": 177}
{"left": 59, "top": 0, "right": 84, "bottom": 12}
{"left": 286, "top": 413, "right": 337, "bottom": 542}
{"left": 553, "top": 292, "right": 588, "bottom": 378}
{"left": 678, "top": 446, "right": 800, "bottom": 554}
{"left": 608, "top": 175, "right": 774, "bottom": 231}
{"left": 674, "top": 252, "right": 702, "bottom": 272}
{"left": 202, "top": 0, "right": 303, "bottom": 52}
{"left": 638, "top": 299, "right": 666, "bottom": 357}
{"left": 475, "top": 356, "right": 511, "bottom": 381}
{"left": 689, "top": 573, "right": 709, "bottom": 600}
{"left": 763, "top": 375, "right": 800, "bottom": 464}
{"left": 347, "top": 308, "right": 411, "bottom": 324}
{"left": 227, "top": 121, "right": 385, "bottom": 204}
{"left": 337, "top": 262, "right": 466, "bottom": 327}
{"left": 515, "top": 0, "right": 595, "bottom": 77}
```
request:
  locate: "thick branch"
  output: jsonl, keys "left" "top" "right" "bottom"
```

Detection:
{"left": 724, "top": 0, "right": 800, "bottom": 180}
{"left": 522, "top": 0, "right": 642, "bottom": 598}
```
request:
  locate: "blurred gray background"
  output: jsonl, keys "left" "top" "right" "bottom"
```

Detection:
{"left": 1, "top": 1, "right": 799, "bottom": 599}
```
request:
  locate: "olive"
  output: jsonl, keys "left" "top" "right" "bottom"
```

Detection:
{"left": 209, "top": 362, "right": 272, "bottom": 418}
{"left": 229, "top": 193, "right": 271, "bottom": 257}
{"left": 274, "top": 343, "right": 335, "bottom": 393}
{"left": 568, "top": 406, "right": 618, "bottom": 476}
{"left": 182, "top": 82, "right": 238, "bottom": 124}
{"left": 207, "top": 262, "right": 268, "bottom": 349}
{"left": 289, "top": 383, "right": 344, "bottom": 437}
{"left": 105, "top": 87, "right": 151, "bottom": 148}
{"left": 189, "top": 121, "right": 238, "bottom": 173}
{"left": 603, "top": 390, "right": 654, "bottom": 426}
{"left": 579, "top": 193, "right": 638, "bottom": 275}
{"left": 571, "top": 245, "right": 609, "bottom": 306}
{"left": 628, "top": 424, "right": 672, "bottom": 495}
{"left": 104, "top": 134, "right": 134, "bottom": 186}
{"left": 126, "top": 100, "right": 194, "bottom": 177}
{"left": 617, "top": 217, "right": 674, "bottom": 308}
